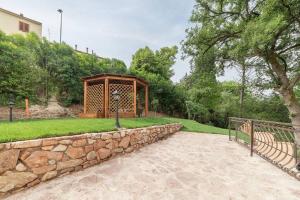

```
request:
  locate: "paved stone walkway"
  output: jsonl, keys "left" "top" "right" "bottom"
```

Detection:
{"left": 6, "top": 132, "right": 300, "bottom": 200}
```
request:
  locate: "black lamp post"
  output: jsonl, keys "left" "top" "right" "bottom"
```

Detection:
{"left": 8, "top": 94, "right": 15, "bottom": 122}
{"left": 112, "top": 90, "right": 121, "bottom": 128}
{"left": 57, "top": 9, "right": 63, "bottom": 43}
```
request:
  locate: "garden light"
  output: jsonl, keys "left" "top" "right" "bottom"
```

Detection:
{"left": 112, "top": 90, "right": 121, "bottom": 128}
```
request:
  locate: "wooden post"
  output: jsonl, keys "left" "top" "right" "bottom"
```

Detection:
{"left": 145, "top": 85, "right": 148, "bottom": 117}
{"left": 104, "top": 78, "right": 109, "bottom": 118}
{"left": 83, "top": 81, "right": 87, "bottom": 114}
{"left": 250, "top": 120, "right": 254, "bottom": 157}
{"left": 133, "top": 80, "right": 137, "bottom": 117}
{"left": 25, "top": 97, "right": 30, "bottom": 118}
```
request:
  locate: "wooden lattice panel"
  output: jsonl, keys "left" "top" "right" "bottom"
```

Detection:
{"left": 87, "top": 84, "right": 104, "bottom": 113}
{"left": 109, "top": 84, "right": 134, "bottom": 113}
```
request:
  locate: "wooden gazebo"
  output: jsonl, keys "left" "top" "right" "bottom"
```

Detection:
{"left": 80, "top": 74, "right": 149, "bottom": 118}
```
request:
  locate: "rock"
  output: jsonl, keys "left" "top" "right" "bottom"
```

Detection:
{"left": 113, "top": 140, "right": 119, "bottom": 148}
{"left": 57, "top": 159, "right": 83, "bottom": 170}
{"left": 112, "top": 132, "right": 121, "bottom": 139}
{"left": 15, "top": 163, "right": 27, "bottom": 172}
{"left": 85, "top": 145, "right": 94, "bottom": 153}
{"left": 106, "top": 142, "right": 113, "bottom": 150}
{"left": 24, "top": 151, "right": 63, "bottom": 168}
{"left": 27, "top": 179, "right": 40, "bottom": 187}
{"left": 41, "top": 146, "right": 54, "bottom": 151}
{"left": 60, "top": 167, "right": 74, "bottom": 174}
{"left": 52, "top": 144, "right": 67, "bottom": 152}
{"left": 125, "top": 147, "right": 134, "bottom": 153}
{"left": 42, "top": 139, "right": 58, "bottom": 146}
{"left": 97, "top": 148, "right": 111, "bottom": 160}
{"left": 120, "top": 131, "right": 126, "bottom": 137}
{"left": 48, "top": 160, "right": 56, "bottom": 165}
{"left": 41, "top": 171, "right": 57, "bottom": 182}
{"left": 59, "top": 140, "right": 72, "bottom": 145}
{"left": 75, "top": 166, "right": 83, "bottom": 171}
{"left": 66, "top": 146, "right": 85, "bottom": 159}
{"left": 87, "top": 151, "right": 97, "bottom": 161}
{"left": 32, "top": 165, "right": 56, "bottom": 175}
{"left": 72, "top": 139, "right": 87, "bottom": 147}
{"left": 20, "top": 151, "right": 31, "bottom": 161}
{"left": 0, "top": 149, "right": 20, "bottom": 174}
{"left": 113, "top": 148, "right": 123, "bottom": 153}
{"left": 0, "top": 171, "right": 37, "bottom": 192}
{"left": 94, "top": 140, "right": 106, "bottom": 150}
{"left": 12, "top": 140, "right": 42, "bottom": 149}
{"left": 0, "top": 144, "right": 4, "bottom": 151}
{"left": 101, "top": 133, "right": 112, "bottom": 140}
{"left": 88, "top": 139, "right": 95, "bottom": 144}
{"left": 119, "top": 136, "right": 130, "bottom": 148}
{"left": 29, "top": 97, "right": 70, "bottom": 119}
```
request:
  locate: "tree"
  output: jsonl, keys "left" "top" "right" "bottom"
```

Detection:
{"left": 0, "top": 32, "right": 41, "bottom": 101}
{"left": 129, "top": 46, "right": 184, "bottom": 114}
{"left": 183, "top": 0, "right": 300, "bottom": 144}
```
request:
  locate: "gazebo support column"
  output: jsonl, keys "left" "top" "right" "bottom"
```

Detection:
{"left": 104, "top": 78, "right": 109, "bottom": 118}
{"left": 145, "top": 85, "right": 148, "bottom": 117}
{"left": 133, "top": 80, "right": 137, "bottom": 117}
{"left": 83, "top": 80, "right": 87, "bottom": 114}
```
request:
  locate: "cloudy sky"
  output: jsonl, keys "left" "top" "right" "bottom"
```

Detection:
{"left": 0, "top": 0, "right": 237, "bottom": 82}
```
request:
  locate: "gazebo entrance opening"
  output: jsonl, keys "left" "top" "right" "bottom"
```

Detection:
{"left": 80, "top": 74, "right": 148, "bottom": 118}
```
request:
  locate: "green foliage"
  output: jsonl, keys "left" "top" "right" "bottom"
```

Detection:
{"left": 182, "top": 0, "right": 300, "bottom": 126}
{"left": 0, "top": 31, "right": 128, "bottom": 106}
{"left": 129, "top": 46, "right": 186, "bottom": 115}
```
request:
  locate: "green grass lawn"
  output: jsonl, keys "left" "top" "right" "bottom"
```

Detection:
{"left": 0, "top": 117, "right": 246, "bottom": 143}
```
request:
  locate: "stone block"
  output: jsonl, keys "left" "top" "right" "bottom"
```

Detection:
{"left": 59, "top": 140, "right": 72, "bottom": 145}
{"left": 72, "top": 139, "right": 87, "bottom": 147}
{"left": 0, "top": 171, "right": 37, "bottom": 192}
{"left": 94, "top": 140, "right": 106, "bottom": 150}
{"left": 42, "top": 139, "right": 58, "bottom": 146}
{"left": 12, "top": 140, "right": 42, "bottom": 149}
{"left": 15, "top": 163, "right": 27, "bottom": 172}
{"left": 52, "top": 144, "right": 67, "bottom": 152}
{"left": 32, "top": 165, "right": 56, "bottom": 175}
{"left": 41, "top": 171, "right": 57, "bottom": 182}
{"left": 97, "top": 148, "right": 111, "bottom": 160}
{"left": 86, "top": 151, "right": 97, "bottom": 161}
{"left": 66, "top": 146, "right": 85, "bottom": 159}
{"left": 57, "top": 159, "right": 83, "bottom": 170}
{"left": 101, "top": 133, "right": 112, "bottom": 140}
{"left": 119, "top": 136, "right": 130, "bottom": 148}
{"left": 24, "top": 151, "right": 63, "bottom": 168}
{"left": 0, "top": 149, "right": 20, "bottom": 174}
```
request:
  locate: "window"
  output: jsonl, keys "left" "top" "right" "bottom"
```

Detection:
{"left": 19, "top": 21, "right": 29, "bottom": 32}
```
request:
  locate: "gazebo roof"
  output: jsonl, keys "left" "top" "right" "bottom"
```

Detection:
{"left": 81, "top": 73, "right": 148, "bottom": 85}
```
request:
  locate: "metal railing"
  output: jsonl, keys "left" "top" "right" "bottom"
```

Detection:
{"left": 229, "top": 117, "right": 300, "bottom": 180}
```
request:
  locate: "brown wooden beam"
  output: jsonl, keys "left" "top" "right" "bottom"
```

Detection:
{"left": 133, "top": 80, "right": 137, "bottom": 117}
{"left": 83, "top": 81, "right": 87, "bottom": 114}
{"left": 87, "top": 76, "right": 135, "bottom": 83}
{"left": 136, "top": 79, "right": 147, "bottom": 87}
{"left": 104, "top": 78, "right": 109, "bottom": 118}
{"left": 145, "top": 85, "right": 148, "bottom": 117}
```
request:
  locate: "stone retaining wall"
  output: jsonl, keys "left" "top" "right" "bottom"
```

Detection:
{"left": 0, "top": 123, "right": 182, "bottom": 198}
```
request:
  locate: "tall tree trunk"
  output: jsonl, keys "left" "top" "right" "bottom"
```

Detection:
{"left": 280, "top": 88, "right": 300, "bottom": 145}
{"left": 239, "top": 64, "right": 246, "bottom": 118}
{"left": 269, "top": 53, "right": 300, "bottom": 145}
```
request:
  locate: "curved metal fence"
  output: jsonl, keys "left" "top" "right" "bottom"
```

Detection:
{"left": 229, "top": 117, "right": 300, "bottom": 180}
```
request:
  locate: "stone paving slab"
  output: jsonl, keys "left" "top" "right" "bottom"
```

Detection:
{"left": 6, "top": 132, "right": 300, "bottom": 200}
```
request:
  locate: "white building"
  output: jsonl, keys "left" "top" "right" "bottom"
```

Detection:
{"left": 0, "top": 7, "right": 42, "bottom": 37}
